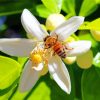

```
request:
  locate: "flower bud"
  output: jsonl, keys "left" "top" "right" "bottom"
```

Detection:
{"left": 46, "top": 14, "right": 65, "bottom": 31}
{"left": 76, "top": 50, "right": 93, "bottom": 69}
{"left": 64, "top": 56, "right": 76, "bottom": 65}
{"left": 91, "top": 30, "right": 100, "bottom": 41}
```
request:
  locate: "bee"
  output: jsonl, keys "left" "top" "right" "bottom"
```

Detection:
{"left": 44, "top": 34, "right": 71, "bottom": 58}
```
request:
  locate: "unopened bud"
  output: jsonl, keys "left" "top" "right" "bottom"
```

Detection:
{"left": 76, "top": 50, "right": 93, "bottom": 69}
{"left": 46, "top": 14, "right": 65, "bottom": 31}
{"left": 91, "top": 30, "right": 100, "bottom": 41}
{"left": 64, "top": 56, "right": 76, "bottom": 65}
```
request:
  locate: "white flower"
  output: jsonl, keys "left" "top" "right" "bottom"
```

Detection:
{"left": 0, "top": 9, "right": 91, "bottom": 94}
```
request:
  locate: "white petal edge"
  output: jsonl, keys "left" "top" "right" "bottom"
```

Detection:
{"left": 50, "top": 16, "right": 84, "bottom": 41}
{"left": 48, "top": 55, "right": 71, "bottom": 94}
{"left": 67, "top": 41, "right": 91, "bottom": 56}
{"left": 0, "top": 38, "right": 36, "bottom": 57}
{"left": 19, "top": 60, "right": 40, "bottom": 92}
{"left": 21, "top": 9, "right": 48, "bottom": 41}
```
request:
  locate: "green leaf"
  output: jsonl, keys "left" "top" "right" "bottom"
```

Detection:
{"left": 93, "top": 53, "right": 100, "bottom": 68}
{"left": 79, "top": 32, "right": 98, "bottom": 48}
{"left": 82, "top": 67, "right": 100, "bottom": 100}
{"left": 9, "top": 87, "right": 29, "bottom": 100}
{"left": 79, "top": 18, "right": 100, "bottom": 31}
{"left": 18, "top": 57, "right": 28, "bottom": 67}
{"left": 0, "top": 56, "right": 21, "bottom": 95}
{"left": 0, "top": 0, "right": 34, "bottom": 16}
{"left": 0, "top": 87, "right": 15, "bottom": 100}
{"left": 79, "top": 0, "right": 98, "bottom": 17}
{"left": 95, "top": 0, "right": 100, "bottom": 4}
{"left": 62, "top": 0, "right": 76, "bottom": 15}
{"left": 93, "top": 53, "right": 100, "bottom": 77}
{"left": 0, "top": 78, "right": 18, "bottom": 96}
{"left": 36, "top": 5, "right": 52, "bottom": 18}
{"left": 10, "top": 72, "right": 74, "bottom": 100}
{"left": 87, "top": 18, "right": 100, "bottom": 31}
{"left": 41, "top": 0, "right": 62, "bottom": 13}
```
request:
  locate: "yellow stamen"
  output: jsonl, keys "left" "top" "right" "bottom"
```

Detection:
{"left": 30, "top": 54, "right": 42, "bottom": 65}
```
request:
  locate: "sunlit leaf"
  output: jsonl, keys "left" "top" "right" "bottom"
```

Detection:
{"left": 79, "top": 0, "right": 98, "bottom": 17}
{"left": 62, "top": 0, "right": 76, "bottom": 16}
{"left": 41, "top": 0, "right": 62, "bottom": 13}
{"left": 95, "top": 0, "right": 100, "bottom": 4}
{"left": 0, "top": 56, "right": 21, "bottom": 95}
{"left": 0, "top": 87, "right": 14, "bottom": 100}
{"left": 36, "top": 5, "right": 52, "bottom": 18}
{"left": 82, "top": 67, "right": 100, "bottom": 100}
{"left": 79, "top": 18, "right": 100, "bottom": 31}
{"left": 9, "top": 88, "right": 29, "bottom": 100}
{"left": 18, "top": 57, "right": 28, "bottom": 67}
{"left": 10, "top": 73, "right": 74, "bottom": 100}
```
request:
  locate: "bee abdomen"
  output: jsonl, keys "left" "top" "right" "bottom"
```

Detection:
{"left": 53, "top": 42, "right": 66, "bottom": 58}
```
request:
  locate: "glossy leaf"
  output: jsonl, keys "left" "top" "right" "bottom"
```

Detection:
{"left": 0, "top": 56, "right": 21, "bottom": 95}
{"left": 18, "top": 57, "right": 28, "bottom": 67}
{"left": 95, "top": 0, "right": 100, "bottom": 3}
{"left": 36, "top": 5, "right": 52, "bottom": 18}
{"left": 10, "top": 72, "right": 74, "bottom": 100}
{"left": 79, "top": 0, "right": 98, "bottom": 17}
{"left": 41, "top": 0, "right": 62, "bottom": 13}
{"left": 79, "top": 18, "right": 100, "bottom": 31}
{"left": 82, "top": 67, "right": 100, "bottom": 100}
{"left": 0, "top": 87, "right": 14, "bottom": 100}
{"left": 93, "top": 53, "right": 100, "bottom": 77}
{"left": 93, "top": 53, "right": 100, "bottom": 68}
{"left": 62, "top": 0, "right": 76, "bottom": 16}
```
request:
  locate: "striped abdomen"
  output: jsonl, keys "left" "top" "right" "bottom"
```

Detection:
{"left": 53, "top": 41, "right": 66, "bottom": 58}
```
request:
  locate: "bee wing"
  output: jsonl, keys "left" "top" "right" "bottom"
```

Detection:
{"left": 21, "top": 9, "right": 48, "bottom": 41}
{"left": 50, "top": 16, "right": 84, "bottom": 41}
{"left": 19, "top": 60, "right": 40, "bottom": 92}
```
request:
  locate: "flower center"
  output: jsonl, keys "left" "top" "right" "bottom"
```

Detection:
{"left": 31, "top": 54, "right": 42, "bottom": 65}
{"left": 30, "top": 49, "right": 44, "bottom": 66}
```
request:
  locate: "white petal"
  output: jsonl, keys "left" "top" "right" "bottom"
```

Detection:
{"left": 50, "top": 16, "right": 84, "bottom": 41}
{"left": 21, "top": 9, "right": 48, "bottom": 41}
{"left": 67, "top": 41, "right": 91, "bottom": 56}
{"left": 48, "top": 55, "right": 71, "bottom": 94}
{"left": 19, "top": 60, "right": 40, "bottom": 92}
{"left": 0, "top": 38, "right": 36, "bottom": 57}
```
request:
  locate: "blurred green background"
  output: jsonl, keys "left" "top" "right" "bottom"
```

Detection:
{"left": 0, "top": 0, "right": 100, "bottom": 100}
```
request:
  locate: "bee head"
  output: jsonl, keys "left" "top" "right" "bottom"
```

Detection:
{"left": 44, "top": 35, "right": 50, "bottom": 42}
{"left": 44, "top": 35, "right": 57, "bottom": 48}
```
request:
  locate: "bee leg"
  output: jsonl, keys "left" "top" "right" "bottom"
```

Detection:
{"left": 64, "top": 45, "right": 73, "bottom": 50}
{"left": 52, "top": 51, "right": 56, "bottom": 56}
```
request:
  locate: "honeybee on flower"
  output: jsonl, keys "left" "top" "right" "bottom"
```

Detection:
{"left": 0, "top": 9, "right": 91, "bottom": 94}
